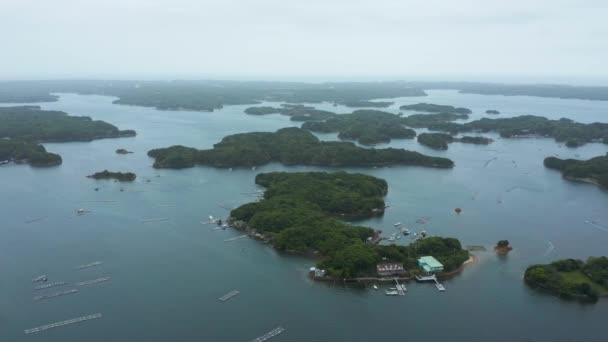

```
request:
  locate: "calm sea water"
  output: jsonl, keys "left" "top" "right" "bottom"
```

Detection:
{"left": 1, "top": 90, "right": 608, "bottom": 341}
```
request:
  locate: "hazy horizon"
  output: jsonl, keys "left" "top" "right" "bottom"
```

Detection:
{"left": 2, "top": 0, "right": 607, "bottom": 85}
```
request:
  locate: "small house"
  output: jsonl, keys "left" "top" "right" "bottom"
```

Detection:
{"left": 376, "top": 263, "right": 406, "bottom": 277}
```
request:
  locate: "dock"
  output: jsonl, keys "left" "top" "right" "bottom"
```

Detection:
{"left": 219, "top": 290, "right": 240, "bottom": 302}
{"left": 224, "top": 234, "right": 247, "bottom": 242}
{"left": 24, "top": 313, "right": 102, "bottom": 334}
{"left": 250, "top": 326, "right": 285, "bottom": 342}
{"left": 415, "top": 274, "right": 445, "bottom": 291}
{"left": 34, "top": 281, "right": 67, "bottom": 290}
{"left": 77, "top": 277, "right": 111, "bottom": 286}
{"left": 75, "top": 261, "right": 103, "bottom": 270}
{"left": 33, "top": 289, "right": 78, "bottom": 301}
{"left": 394, "top": 279, "right": 407, "bottom": 295}
{"left": 140, "top": 218, "right": 169, "bottom": 223}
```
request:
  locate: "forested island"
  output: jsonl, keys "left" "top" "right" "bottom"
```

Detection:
{"left": 0, "top": 106, "right": 136, "bottom": 142}
{"left": 301, "top": 110, "right": 416, "bottom": 145}
{"left": 401, "top": 112, "right": 469, "bottom": 128}
{"left": 0, "top": 139, "right": 62, "bottom": 167}
{"left": 486, "top": 110, "right": 500, "bottom": 114}
{"left": 244, "top": 104, "right": 336, "bottom": 121}
{"left": 417, "top": 133, "right": 493, "bottom": 150}
{"left": 428, "top": 115, "right": 608, "bottom": 147}
{"left": 341, "top": 100, "right": 394, "bottom": 108}
{"left": 399, "top": 103, "right": 472, "bottom": 114}
{"left": 544, "top": 155, "right": 608, "bottom": 188}
{"left": 148, "top": 128, "right": 453, "bottom": 169}
{"left": 87, "top": 170, "right": 137, "bottom": 182}
{"left": 525, "top": 257, "right": 608, "bottom": 302}
{"left": 230, "top": 172, "right": 469, "bottom": 278}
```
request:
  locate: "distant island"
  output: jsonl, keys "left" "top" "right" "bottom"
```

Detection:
{"left": 400, "top": 103, "right": 472, "bottom": 114}
{"left": 147, "top": 127, "right": 453, "bottom": 169}
{"left": 341, "top": 100, "right": 394, "bottom": 108}
{"left": 486, "top": 110, "right": 500, "bottom": 114}
{"left": 494, "top": 240, "right": 512, "bottom": 254}
{"left": 87, "top": 170, "right": 136, "bottom": 182}
{"left": 544, "top": 155, "right": 608, "bottom": 188}
{"left": 229, "top": 171, "right": 469, "bottom": 279}
{"left": 0, "top": 106, "right": 136, "bottom": 142}
{"left": 0, "top": 139, "right": 62, "bottom": 167}
{"left": 417, "top": 133, "right": 493, "bottom": 150}
{"left": 244, "top": 104, "right": 336, "bottom": 121}
{"left": 525, "top": 257, "right": 608, "bottom": 302}
{"left": 402, "top": 112, "right": 469, "bottom": 128}
{"left": 116, "top": 148, "right": 134, "bottom": 154}
{"left": 302, "top": 110, "right": 416, "bottom": 145}
{"left": 428, "top": 115, "right": 608, "bottom": 147}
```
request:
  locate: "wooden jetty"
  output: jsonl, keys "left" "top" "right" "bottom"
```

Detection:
{"left": 250, "top": 326, "right": 285, "bottom": 342}
{"left": 24, "top": 313, "right": 102, "bottom": 334}
{"left": 77, "top": 277, "right": 111, "bottom": 286}
{"left": 219, "top": 290, "right": 240, "bottom": 302}
{"left": 224, "top": 234, "right": 247, "bottom": 242}
{"left": 34, "top": 281, "right": 67, "bottom": 291}
{"left": 33, "top": 289, "right": 77, "bottom": 301}
{"left": 75, "top": 261, "right": 103, "bottom": 270}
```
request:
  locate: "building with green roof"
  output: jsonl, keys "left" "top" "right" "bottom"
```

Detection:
{"left": 418, "top": 256, "right": 444, "bottom": 273}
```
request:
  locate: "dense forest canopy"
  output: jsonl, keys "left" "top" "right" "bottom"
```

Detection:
{"left": 0, "top": 106, "right": 135, "bottom": 142}
{"left": 230, "top": 172, "right": 468, "bottom": 278}
{"left": 244, "top": 104, "right": 336, "bottom": 121}
{"left": 544, "top": 155, "right": 608, "bottom": 187}
{"left": 148, "top": 127, "right": 453, "bottom": 169}
{"left": 341, "top": 100, "right": 394, "bottom": 108}
{"left": 301, "top": 110, "right": 416, "bottom": 145}
{"left": 87, "top": 170, "right": 137, "bottom": 182}
{"left": 399, "top": 103, "right": 472, "bottom": 114}
{"left": 417, "top": 133, "right": 454, "bottom": 150}
{"left": 401, "top": 112, "right": 469, "bottom": 128}
{"left": 0, "top": 139, "right": 62, "bottom": 167}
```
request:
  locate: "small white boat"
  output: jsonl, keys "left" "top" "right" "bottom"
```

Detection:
{"left": 402, "top": 228, "right": 410, "bottom": 235}
{"left": 76, "top": 209, "right": 85, "bottom": 215}
{"left": 393, "top": 222, "right": 402, "bottom": 227}
{"left": 385, "top": 290, "right": 399, "bottom": 296}
{"left": 396, "top": 235, "right": 402, "bottom": 240}
{"left": 373, "top": 285, "right": 378, "bottom": 290}
{"left": 388, "top": 237, "right": 396, "bottom": 242}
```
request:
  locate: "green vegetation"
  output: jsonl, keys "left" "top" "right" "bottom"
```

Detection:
{"left": 245, "top": 104, "right": 336, "bottom": 121}
{"left": 401, "top": 112, "right": 469, "bottom": 128}
{"left": 230, "top": 172, "right": 468, "bottom": 278}
{"left": 148, "top": 127, "right": 453, "bottom": 169}
{"left": 544, "top": 155, "right": 608, "bottom": 188}
{"left": 116, "top": 148, "right": 133, "bottom": 154}
{"left": 87, "top": 170, "right": 136, "bottom": 182}
{"left": 302, "top": 110, "right": 416, "bottom": 145}
{"left": 524, "top": 257, "right": 608, "bottom": 302}
{"left": 429, "top": 115, "right": 608, "bottom": 147}
{"left": 0, "top": 106, "right": 136, "bottom": 142}
{"left": 400, "top": 103, "right": 472, "bottom": 114}
{"left": 486, "top": 110, "right": 500, "bottom": 114}
{"left": 417, "top": 133, "right": 453, "bottom": 150}
{"left": 496, "top": 240, "right": 510, "bottom": 247}
{"left": 459, "top": 136, "right": 493, "bottom": 145}
{"left": 341, "top": 100, "right": 394, "bottom": 108}
{"left": 0, "top": 139, "right": 62, "bottom": 167}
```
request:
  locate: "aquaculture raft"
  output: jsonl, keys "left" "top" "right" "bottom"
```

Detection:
{"left": 33, "top": 289, "right": 78, "bottom": 301}
{"left": 250, "top": 326, "right": 285, "bottom": 342}
{"left": 219, "top": 290, "right": 240, "bottom": 302}
{"left": 24, "top": 313, "right": 102, "bottom": 334}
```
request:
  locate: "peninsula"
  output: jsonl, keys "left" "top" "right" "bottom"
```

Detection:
{"left": 0, "top": 139, "right": 62, "bottom": 167}
{"left": 341, "top": 100, "right": 394, "bottom": 108}
{"left": 301, "top": 110, "right": 416, "bottom": 145}
{"left": 417, "top": 133, "right": 493, "bottom": 150}
{"left": 525, "top": 257, "right": 608, "bottom": 302}
{"left": 544, "top": 155, "right": 608, "bottom": 188}
{"left": 244, "top": 104, "right": 336, "bottom": 121}
{"left": 401, "top": 112, "right": 469, "bottom": 128}
{"left": 87, "top": 170, "right": 137, "bottom": 182}
{"left": 230, "top": 172, "right": 469, "bottom": 279}
{"left": 147, "top": 127, "right": 453, "bottom": 169}
{"left": 400, "top": 103, "right": 472, "bottom": 114}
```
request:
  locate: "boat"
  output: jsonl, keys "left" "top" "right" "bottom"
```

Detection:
{"left": 32, "top": 275, "right": 48, "bottom": 283}
{"left": 373, "top": 285, "right": 378, "bottom": 290}
{"left": 76, "top": 209, "right": 86, "bottom": 215}
{"left": 401, "top": 228, "right": 410, "bottom": 235}
{"left": 388, "top": 237, "right": 396, "bottom": 242}
{"left": 385, "top": 290, "right": 399, "bottom": 296}
{"left": 393, "top": 222, "right": 402, "bottom": 227}
{"left": 396, "top": 235, "right": 401, "bottom": 240}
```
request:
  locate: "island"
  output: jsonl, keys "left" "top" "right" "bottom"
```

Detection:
{"left": 147, "top": 127, "right": 453, "bottom": 169}
{"left": 87, "top": 170, "right": 137, "bottom": 182}
{"left": 116, "top": 148, "right": 134, "bottom": 154}
{"left": 524, "top": 257, "right": 608, "bottom": 302}
{"left": 0, "top": 139, "right": 62, "bottom": 167}
{"left": 341, "top": 100, "right": 394, "bottom": 108}
{"left": 0, "top": 106, "right": 136, "bottom": 142}
{"left": 428, "top": 115, "right": 608, "bottom": 147}
{"left": 417, "top": 133, "right": 493, "bottom": 150}
{"left": 494, "top": 240, "right": 512, "bottom": 254}
{"left": 301, "top": 110, "right": 416, "bottom": 145}
{"left": 486, "top": 110, "right": 500, "bottom": 114}
{"left": 401, "top": 112, "right": 469, "bottom": 128}
{"left": 244, "top": 104, "right": 336, "bottom": 121}
{"left": 544, "top": 155, "right": 608, "bottom": 188}
{"left": 229, "top": 171, "right": 470, "bottom": 279}
{"left": 399, "top": 103, "right": 472, "bottom": 114}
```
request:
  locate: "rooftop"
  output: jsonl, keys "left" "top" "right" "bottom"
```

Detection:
{"left": 418, "top": 256, "right": 443, "bottom": 268}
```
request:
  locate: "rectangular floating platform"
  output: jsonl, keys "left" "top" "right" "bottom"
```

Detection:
{"left": 75, "top": 261, "right": 103, "bottom": 270}
{"left": 24, "top": 313, "right": 102, "bottom": 334}
{"left": 224, "top": 235, "right": 247, "bottom": 242}
{"left": 33, "top": 289, "right": 78, "bottom": 301}
{"left": 34, "top": 281, "right": 67, "bottom": 290}
{"left": 219, "top": 290, "right": 240, "bottom": 302}
{"left": 250, "top": 326, "right": 285, "bottom": 342}
{"left": 140, "top": 218, "right": 169, "bottom": 223}
{"left": 77, "top": 277, "right": 111, "bottom": 286}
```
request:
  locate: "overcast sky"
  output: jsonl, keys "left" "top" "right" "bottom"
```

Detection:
{"left": 1, "top": 0, "right": 607, "bottom": 83}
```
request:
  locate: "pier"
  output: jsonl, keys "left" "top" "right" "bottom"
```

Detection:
{"left": 33, "top": 289, "right": 78, "bottom": 301}
{"left": 250, "top": 326, "right": 285, "bottom": 342}
{"left": 224, "top": 234, "right": 247, "bottom": 242}
{"left": 34, "top": 281, "right": 67, "bottom": 290}
{"left": 24, "top": 313, "right": 102, "bottom": 334}
{"left": 75, "top": 261, "right": 103, "bottom": 270}
{"left": 219, "top": 290, "right": 240, "bottom": 302}
{"left": 394, "top": 279, "right": 407, "bottom": 295}
{"left": 77, "top": 277, "right": 110, "bottom": 286}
